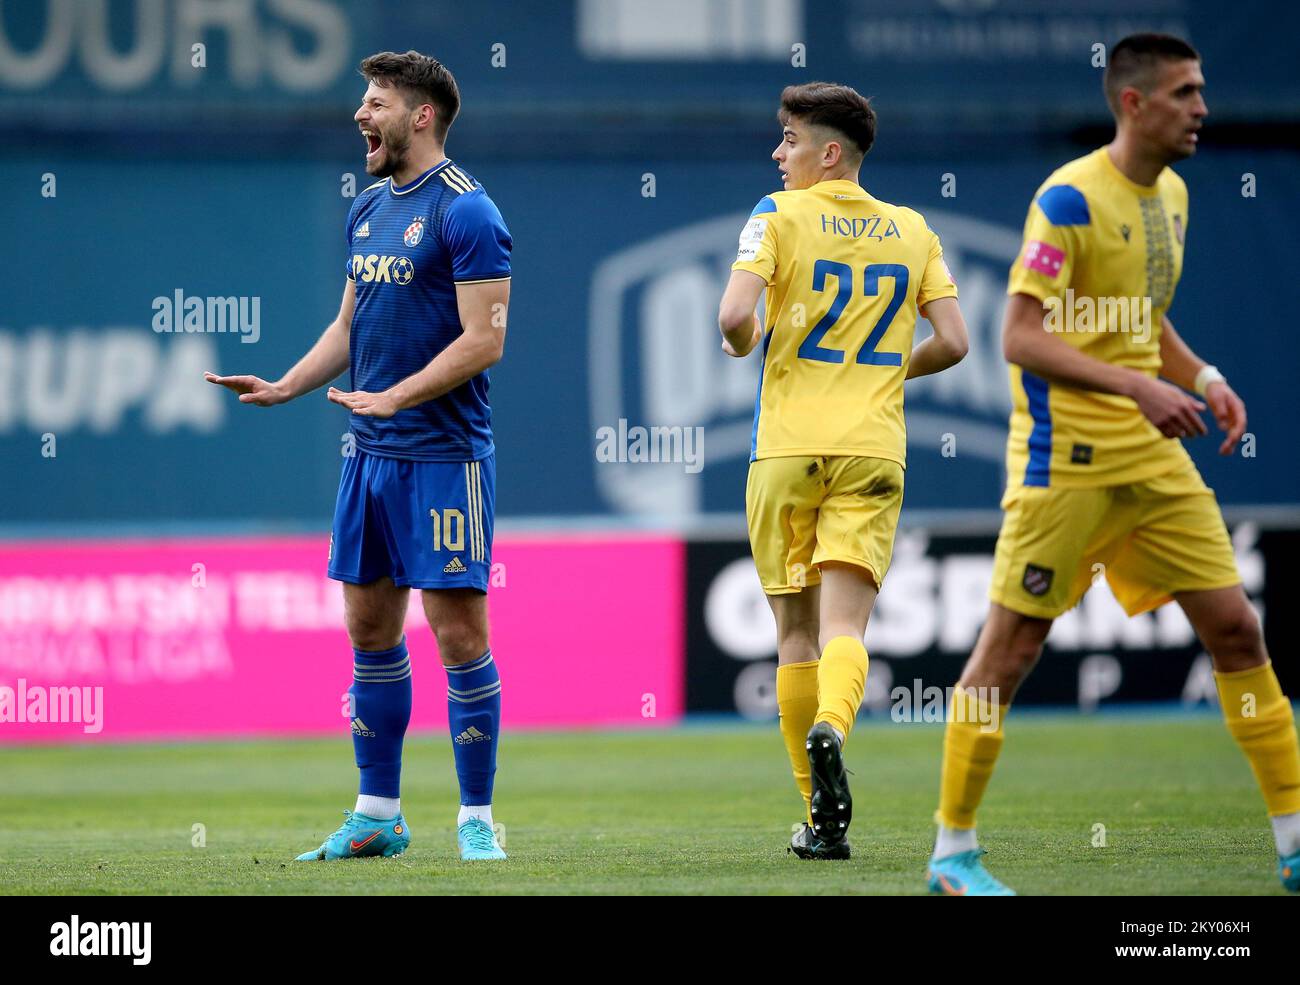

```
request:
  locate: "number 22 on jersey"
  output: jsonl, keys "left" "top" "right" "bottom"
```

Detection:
{"left": 796, "top": 259, "right": 907, "bottom": 366}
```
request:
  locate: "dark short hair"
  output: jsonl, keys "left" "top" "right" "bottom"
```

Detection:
{"left": 1104, "top": 33, "right": 1200, "bottom": 115}
{"left": 359, "top": 50, "right": 461, "bottom": 140}
{"left": 779, "top": 81, "right": 877, "bottom": 160}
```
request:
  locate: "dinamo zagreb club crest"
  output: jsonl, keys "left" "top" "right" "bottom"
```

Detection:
{"left": 404, "top": 218, "right": 425, "bottom": 248}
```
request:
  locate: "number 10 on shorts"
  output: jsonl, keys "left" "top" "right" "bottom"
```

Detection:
{"left": 429, "top": 508, "right": 466, "bottom": 552}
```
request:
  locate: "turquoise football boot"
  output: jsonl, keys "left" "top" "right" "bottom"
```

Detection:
{"left": 927, "top": 848, "right": 1016, "bottom": 896}
{"left": 458, "top": 817, "right": 507, "bottom": 861}
{"left": 1280, "top": 851, "right": 1300, "bottom": 893}
{"left": 294, "top": 810, "right": 410, "bottom": 861}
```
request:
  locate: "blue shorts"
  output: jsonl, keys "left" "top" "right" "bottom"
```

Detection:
{"left": 328, "top": 449, "right": 495, "bottom": 592}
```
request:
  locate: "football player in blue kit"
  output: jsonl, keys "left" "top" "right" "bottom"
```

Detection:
{"left": 207, "top": 50, "right": 511, "bottom": 862}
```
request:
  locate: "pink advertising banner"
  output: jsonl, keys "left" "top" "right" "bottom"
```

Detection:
{"left": 0, "top": 534, "right": 684, "bottom": 743}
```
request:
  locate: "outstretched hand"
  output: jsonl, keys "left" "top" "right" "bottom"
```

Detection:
{"left": 204, "top": 372, "right": 288, "bottom": 406}
{"left": 327, "top": 387, "right": 401, "bottom": 419}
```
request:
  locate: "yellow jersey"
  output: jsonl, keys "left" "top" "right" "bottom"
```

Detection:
{"left": 732, "top": 178, "right": 957, "bottom": 465}
{"left": 1005, "top": 146, "right": 1192, "bottom": 489}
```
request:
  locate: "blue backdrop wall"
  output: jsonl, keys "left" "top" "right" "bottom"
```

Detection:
{"left": 3, "top": 148, "right": 1296, "bottom": 528}
{"left": 3, "top": 0, "right": 1297, "bottom": 530}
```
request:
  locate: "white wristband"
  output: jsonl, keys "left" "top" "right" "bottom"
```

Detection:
{"left": 1194, "top": 365, "right": 1225, "bottom": 396}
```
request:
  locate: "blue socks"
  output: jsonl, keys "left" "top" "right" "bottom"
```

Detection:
{"left": 346, "top": 640, "right": 500, "bottom": 810}
{"left": 445, "top": 649, "right": 501, "bottom": 805}
{"left": 349, "top": 638, "right": 412, "bottom": 799}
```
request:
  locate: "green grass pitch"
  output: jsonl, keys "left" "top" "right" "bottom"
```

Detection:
{"left": 0, "top": 714, "right": 1286, "bottom": 895}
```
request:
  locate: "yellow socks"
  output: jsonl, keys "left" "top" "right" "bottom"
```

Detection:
{"left": 936, "top": 689, "right": 1008, "bottom": 831}
{"left": 777, "top": 660, "right": 820, "bottom": 820}
{"left": 1215, "top": 662, "right": 1300, "bottom": 817}
{"left": 814, "top": 636, "right": 868, "bottom": 742}
{"left": 778, "top": 638, "right": 867, "bottom": 823}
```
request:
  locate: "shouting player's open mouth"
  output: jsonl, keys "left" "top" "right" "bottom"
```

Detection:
{"left": 362, "top": 127, "right": 383, "bottom": 165}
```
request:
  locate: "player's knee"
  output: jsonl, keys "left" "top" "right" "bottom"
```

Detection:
{"left": 1001, "top": 627, "right": 1048, "bottom": 685}
{"left": 1205, "top": 604, "right": 1265, "bottom": 667}
{"left": 963, "top": 620, "right": 1045, "bottom": 693}
{"left": 345, "top": 615, "right": 403, "bottom": 653}
{"left": 430, "top": 618, "right": 488, "bottom": 665}
{"left": 974, "top": 647, "right": 1036, "bottom": 690}
{"left": 776, "top": 621, "right": 819, "bottom": 662}
{"left": 1010, "top": 637, "right": 1044, "bottom": 675}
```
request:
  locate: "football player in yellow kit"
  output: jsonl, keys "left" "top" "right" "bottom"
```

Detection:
{"left": 927, "top": 34, "right": 1300, "bottom": 895}
{"left": 718, "top": 82, "right": 970, "bottom": 859}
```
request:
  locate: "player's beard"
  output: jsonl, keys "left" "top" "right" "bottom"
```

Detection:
{"left": 370, "top": 124, "right": 413, "bottom": 179}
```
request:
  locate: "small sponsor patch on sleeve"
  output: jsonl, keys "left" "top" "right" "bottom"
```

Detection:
{"left": 1022, "top": 240, "right": 1065, "bottom": 277}
{"left": 736, "top": 217, "right": 768, "bottom": 263}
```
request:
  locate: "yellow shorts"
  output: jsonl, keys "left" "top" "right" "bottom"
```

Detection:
{"left": 746, "top": 455, "right": 904, "bottom": 595}
{"left": 989, "top": 459, "right": 1241, "bottom": 619}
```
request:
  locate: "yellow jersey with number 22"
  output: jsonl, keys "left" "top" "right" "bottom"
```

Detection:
{"left": 732, "top": 178, "right": 957, "bottom": 466}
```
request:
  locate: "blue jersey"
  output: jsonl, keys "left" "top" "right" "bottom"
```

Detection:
{"left": 344, "top": 160, "right": 511, "bottom": 461}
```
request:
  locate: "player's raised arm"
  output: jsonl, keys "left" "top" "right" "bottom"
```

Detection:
{"left": 1003, "top": 292, "right": 1207, "bottom": 439}
{"left": 1157, "top": 314, "right": 1246, "bottom": 454}
{"left": 717, "top": 269, "right": 766, "bottom": 357}
{"left": 205, "top": 278, "right": 354, "bottom": 406}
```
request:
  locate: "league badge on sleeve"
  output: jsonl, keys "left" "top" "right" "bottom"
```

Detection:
{"left": 736, "top": 217, "right": 767, "bottom": 263}
{"left": 404, "top": 217, "right": 425, "bottom": 248}
{"left": 1022, "top": 240, "right": 1065, "bottom": 277}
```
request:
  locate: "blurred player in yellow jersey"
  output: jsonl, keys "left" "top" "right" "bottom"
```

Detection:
{"left": 929, "top": 34, "right": 1300, "bottom": 896}
{"left": 718, "top": 82, "right": 970, "bottom": 859}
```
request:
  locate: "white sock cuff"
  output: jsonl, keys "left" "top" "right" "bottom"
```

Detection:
{"left": 1271, "top": 811, "right": 1300, "bottom": 858}
{"left": 458, "top": 804, "right": 494, "bottom": 827}
{"left": 355, "top": 794, "right": 400, "bottom": 820}
{"left": 933, "top": 823, "right": 979, "bottom": 860}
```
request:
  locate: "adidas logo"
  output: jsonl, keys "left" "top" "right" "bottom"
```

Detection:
{"left": 454, "top": 726, "right": 490, "bottom": 745}
{"left": 443, "top": 556, "right": 467, "bottom": 574}
{"left": 356, "top": 220, "right": 370, "bottom": 238}
{"left": 351, "top": 717, "right": 376, "bottom": 738}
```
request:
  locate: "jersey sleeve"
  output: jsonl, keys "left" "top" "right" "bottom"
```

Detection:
{"left": 1007, "top": 184, "right": 1089, "bottom": 302}
{"left": 917, "top": 229, "right": 958, "bottom": 308}
{"left": 730, "top": 196, "right": 780, "bottom": 284}
{"left": 443, "top": 191, "right": 512, "bottom": 284}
